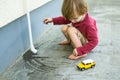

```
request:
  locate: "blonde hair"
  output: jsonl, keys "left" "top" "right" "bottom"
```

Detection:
{"left": 62, "top": 0, "right": 88, "bottom": 20}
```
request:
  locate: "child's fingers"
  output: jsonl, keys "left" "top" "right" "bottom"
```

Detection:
{"left": 73, "top": 49, "right": 78, "bottom": 56}
{"left": 43, "top": 19, "right": 48, "bottom": 24}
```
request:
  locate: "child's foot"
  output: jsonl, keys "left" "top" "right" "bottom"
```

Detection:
{"left": 59, "top": 40, "right": 70, "bottom": 45}
{"left": 68, "top": 53, "right": 87, "bottom": 60}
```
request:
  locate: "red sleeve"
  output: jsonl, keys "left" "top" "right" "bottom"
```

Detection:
{"left": 52, "top": 16, "right": 71, "bottom": 25}
{"left": 76, "top": 26, "right": 98, "bottom": 56}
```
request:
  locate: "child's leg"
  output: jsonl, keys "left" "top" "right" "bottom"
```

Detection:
{"left": 67, "top": 27, "right": 83, "bottom": 48}
{"left": 59, "top": 25, "right": 70, "bottom": 45}
{"left": 67, "top": 27, "right": 87, "bottom": 60}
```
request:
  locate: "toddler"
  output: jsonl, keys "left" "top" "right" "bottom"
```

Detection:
{"left": 43, "top": 0, "right": 98, "bottom": 60}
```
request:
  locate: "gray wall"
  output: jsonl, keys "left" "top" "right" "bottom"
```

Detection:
{"left": 0, "top": 0, "right": 62, "bottom": 73}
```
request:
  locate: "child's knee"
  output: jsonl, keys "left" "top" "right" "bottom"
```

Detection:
{"left": 61, "top": 25, "right": 68, "bottom": 33}
{"left": 67, "top": 27, "right": 77, "bottom": 34}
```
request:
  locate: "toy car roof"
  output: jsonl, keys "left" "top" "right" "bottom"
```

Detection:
{"left": 82, "top": 59, "right": 94, "bottom": 64}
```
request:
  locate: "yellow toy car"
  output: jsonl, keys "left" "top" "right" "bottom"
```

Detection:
{"left": 77, "top": 59, "right": 95, "bottom": 71}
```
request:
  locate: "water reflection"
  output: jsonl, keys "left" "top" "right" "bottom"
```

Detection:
{"left": 23, "top": 50, "right": 55, "bottom": 72}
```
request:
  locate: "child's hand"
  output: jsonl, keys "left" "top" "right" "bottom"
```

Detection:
{"left": 73, "top": 48, "right": 78, "bottom": 56}
{"left": 43, "top": 18, "right": 52, "bottom": 24}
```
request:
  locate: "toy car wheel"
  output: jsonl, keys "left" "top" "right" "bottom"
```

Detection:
{"left": 77, "top": 66, "right": 81, "bottom": 70}
{"left": 91, "top": 65, "right": 95, "bottom": 68}
{"left": 81, "top": 68, "right": 85, "bottom": 71}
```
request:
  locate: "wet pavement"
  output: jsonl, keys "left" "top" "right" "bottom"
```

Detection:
{"left": 0, "top": 0, "right": 120, "bottom": 80}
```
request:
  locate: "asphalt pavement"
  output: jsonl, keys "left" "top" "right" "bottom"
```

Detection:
{"left": 0, "top": 0, "right": 120, "bottom": 80}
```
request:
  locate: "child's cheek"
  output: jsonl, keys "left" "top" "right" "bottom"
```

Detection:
{"left": 71, "top": 20, "right": 76, "bottom": 23}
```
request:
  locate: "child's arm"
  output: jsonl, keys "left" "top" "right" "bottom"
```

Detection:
{"left": 52, "top": 16, "right": 71, "bottom": 25}
{"left": 43, "top": 16, "right": 71, "bottom": 25}
{"left": 76, "top": 26, "right": 98, "bottom": 56}
{"left": 43, "top": 18, "right": 52, "bottom": 24}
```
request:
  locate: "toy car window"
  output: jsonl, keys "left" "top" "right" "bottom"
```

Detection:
{"left": 81, "top": 62, "right": 85, "bottom": 65}
{"left": 86, "top": 63, "right": 90, "bottom": 65}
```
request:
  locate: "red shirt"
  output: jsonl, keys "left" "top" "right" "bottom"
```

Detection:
{"left": 52, "top": 13, "right": 98, "bottom": 56}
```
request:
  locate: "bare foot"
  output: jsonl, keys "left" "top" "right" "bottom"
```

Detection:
{"left": 68, "top": 54, "right": 87, "bottom": 60}
{"left": 59, "top": 40, "right": 70, "bottom": 45}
